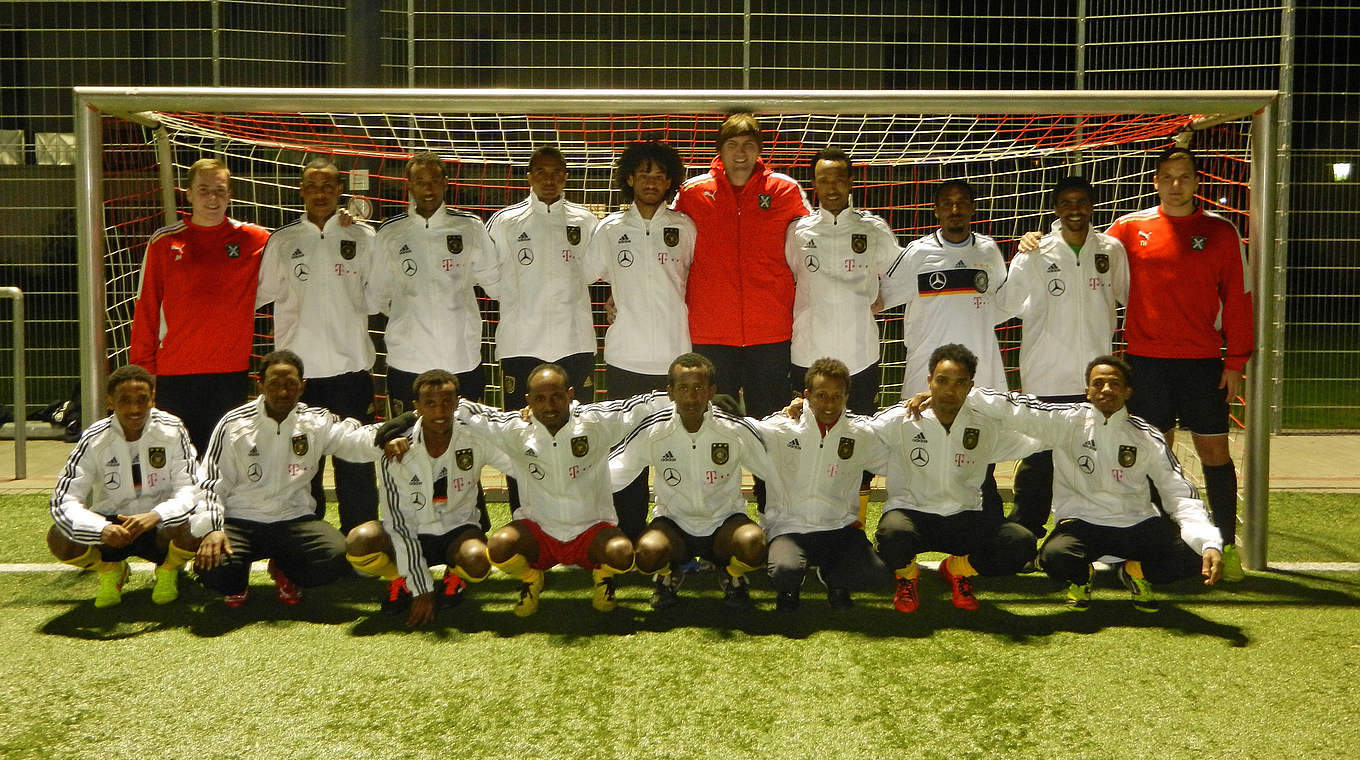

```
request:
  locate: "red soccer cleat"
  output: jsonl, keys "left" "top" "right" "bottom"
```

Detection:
{"left": 893, "top": 575, "right": 920, "bottom": 613}
{"left": 938, "top": 558, "right": 979, "bottom": 611}
{"left": 267, "top": 560, "right": 303, "bottom": 605}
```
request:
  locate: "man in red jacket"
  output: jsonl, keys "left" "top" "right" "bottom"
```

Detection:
{"left": 1105, "top": 146, "right": 1254, "bottom": 581}
{"left": 675, "top": 113, "right": 811, "bottom": 433}
{"left": 129, "top": 158, "right": 270, "bottom": 452}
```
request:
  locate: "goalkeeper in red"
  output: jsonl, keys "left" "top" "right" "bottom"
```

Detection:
{"left": 1105, "top": 147, "right": 1253, "bottom": 581}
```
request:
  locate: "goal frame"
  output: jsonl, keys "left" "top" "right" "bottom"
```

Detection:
{"left": 72, "top": 86, "right": 1279, "bottom": 568}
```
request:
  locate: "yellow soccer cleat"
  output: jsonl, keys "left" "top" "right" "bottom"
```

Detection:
{"left": 1221, "top": 544, "right": 1246, "bottom": 583}
{"left": 94, "top": 561, "right": 131, "bottom": 608}
{"left": 513, "top": 569, "right": 545, "bottom": 617}
{"left": 151, "top": 566, "right": 180, "bottom": 605}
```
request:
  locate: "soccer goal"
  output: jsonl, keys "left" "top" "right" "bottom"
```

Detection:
{"left": 72, "top": 87, "right": 1278, "bottom": 566}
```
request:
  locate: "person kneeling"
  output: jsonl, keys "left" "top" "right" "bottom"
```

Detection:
{"left": 49, "top": 365, "right": 202, "bottom": 607}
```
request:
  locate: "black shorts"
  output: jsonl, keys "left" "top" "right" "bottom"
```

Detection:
{"left": 1125, "top": 355, "right": 1229, "bottom": 435}
{"left": 650, "top": 514, "right": 745, "bottom": 567}
{"left": 417, "top": 524, "right": 483, "bottom": 567}
{"left": 98, "top": 530, "right": 167, "bottom": 564}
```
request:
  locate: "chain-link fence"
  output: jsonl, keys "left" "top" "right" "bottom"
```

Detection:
{"left": 0, "top": 0, "right": 1354, "bottom": 430}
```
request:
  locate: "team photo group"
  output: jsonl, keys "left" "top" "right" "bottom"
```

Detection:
{"left": 50, "top": 111, "right": 1254, "bottom": 628}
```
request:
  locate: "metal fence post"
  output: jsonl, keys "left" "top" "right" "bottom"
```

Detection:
{"left": 0, "top": 286, "right": 26, "bottom": 480}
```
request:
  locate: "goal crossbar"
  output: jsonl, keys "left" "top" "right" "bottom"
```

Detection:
{"left": 72, "top": 87, "right": 1279, "bottom": 569}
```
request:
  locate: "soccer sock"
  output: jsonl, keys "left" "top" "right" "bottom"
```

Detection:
{"left": 1202, "top": 461, "right": 1239, "bottom": 545}
{"left": 493, "top": 552, "right": 534, "bottom": 581}
{"left": 895, "top": 561, "right": 920, "bottom": 581}
{"left": 63, "top": 545, "right": 120, "bottom": 574}
{"left": 1124, "top": 560, "right": 1145, "bottom": 579}
{"left": 947, "top": 555, "right": 978, "bottom": 578}
{"left": 451, "top": 564, "right": 488, "bottom": 583}
{"left": 346, "top": 551, "right": 398, "bottom": 580}
{"left": 159, "top": 541, "right": 196, "bottom": 571}
{"left": 594, "top": 559, "right": 634, "bottom": 579}
{"left": 726, "top": 556, "right": 761, "bottom": 579}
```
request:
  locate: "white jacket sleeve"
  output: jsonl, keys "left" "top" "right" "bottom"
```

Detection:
{"left": 1146, "top": 434, "right": 1223, "bottom": 555}
{"left": 50, "top": 437, "right": 111, "bottom": 544}
{"left": 378, "top": 457, "right": 434, "bottom": 596}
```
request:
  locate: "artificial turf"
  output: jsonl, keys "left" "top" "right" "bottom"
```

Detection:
{"left": 3, "top": 492, "right": 1358, "bottom": 759}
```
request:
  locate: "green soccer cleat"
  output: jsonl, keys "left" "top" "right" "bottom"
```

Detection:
{"left": 1064, "top": 582, "right": 1092, "bottom": 612}
{"left": 94, "top": 561, "right": 131, "bottom": 608}
{"left": 513, "top": 569, "right": 544, "bottom": 617}
{"left": 1221, "top": 544, "right": 1246, "bottom": 583}
{"left": 1118, "top": 564, "right": 1159, "bottom": 613}
{"left": 151, "top": 566, "right": 180, "bottom": 605}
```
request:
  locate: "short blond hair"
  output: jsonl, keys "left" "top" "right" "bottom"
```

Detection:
{"left": 187, "top": 157, "right": 230, "bottom": 186}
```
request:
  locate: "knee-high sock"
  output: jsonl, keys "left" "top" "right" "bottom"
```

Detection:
{"left": 62, "top": 545, "right": 120, "bottom": 574}
{"left": 1202, "top": 461, "right": 1238, "bottom": 544}
{"left": 160, "top": 541, "right": 196, "bottom": 571}
{"left": 347, "top": 550, "right": 399, "bottom": 580}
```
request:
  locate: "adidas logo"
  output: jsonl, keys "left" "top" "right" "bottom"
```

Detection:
{"left": 1046, "top": 262, "right": 1060, "bottom": 272}
{"left": 618, "top": 234, "right": 631, "bottom": 243}
{"left": 248, "top": 446, "right": 259, "bottom": 457}
{"left": 805, "top": 239, "right": 817, "bottom": 248}
{"left": 524, "top": 448, "right": 537, "bottom": 457}
{"left": 955, "top": 259, "right": 967, "bottom": 268}
{"left": 398, "top": 244, "right": 411, "bottom": 256}
{"left": 660, "top": 451, "right": 676, "bottom": 462}
{"left": 291, "top": 248, "right": 304, "bottom": 259}
{"left": 912, "top": 432, "right": 927, "bottom": 442}
{"left": 1082, "top": 440, "right": 1097, "bottom": 450}
{"left": 517, "top": 232, "right": 531, "bottom": 242}
{"left": 409, "top": 475, "right": 421, "bottom": 485}
{"left": 787, "top": 439, "right": 802, "bottom": 450}
{"left": 106, "top": 457, "right": 119, "bottom": 467}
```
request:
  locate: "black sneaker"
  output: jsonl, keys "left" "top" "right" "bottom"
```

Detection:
{"left": 650, "top": 572, "right": 683, "bottom": 610}
{"left": 718, "top": 571, "right": 752, "bottom": 609}
{"left": 380, "top": 577, "right": 413, "bottom": 615}
{"left": 436, "top": 570, "right": 467, "bottom": 610}
{"left": 827, "top": 587, "right": 853, "bottom": 610}
{"left": 775, "top": 590, "right": 800, "bottom": 612}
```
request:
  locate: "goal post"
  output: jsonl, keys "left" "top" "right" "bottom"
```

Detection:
{"left": 72, "top": 87, "right": 1278, "bottom": 568}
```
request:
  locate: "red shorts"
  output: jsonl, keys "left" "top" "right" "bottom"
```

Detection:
{"left": 521, "top": 519, "right": 612, "bottom": 570}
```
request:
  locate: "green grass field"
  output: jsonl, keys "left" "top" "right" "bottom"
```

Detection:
{"left": 3, "top": 492, "right": 1358, "bottom": 759}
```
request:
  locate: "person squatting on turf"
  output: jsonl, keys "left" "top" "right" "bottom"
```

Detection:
{"left": 869, "top": 344, "right": 1041, "bottom": 614}
{"left": 967, "top": 355, "right": 1225, "bottom": 612}
{"left": 257, "top": 156, "right": 381, "bottom": 537}
{"left": 609, "top": 352, "right": 774, "bottom": 610}
{"left": 193, "top": 350, "right": 385, "bottom": 608}
{"left": 585, "top": 140, "right": 697, "bottom": 542}
{"left": 443, "top": 364, "right": 666, "bottom": 615}
{"left": 755, "top": 358, "right": 895, "bottom": 612}
{"left": 49, "top": 365, "right": 203, "bottom": 607}
{"left": 349, "top": 370, "right": 511, "bottom": 627}
{"left": 993, "top": 176, "right": 1129, "bottom": 540}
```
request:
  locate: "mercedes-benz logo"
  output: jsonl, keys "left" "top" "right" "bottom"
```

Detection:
{"left": 1048, "top": 278, "right": 1066, "bottom": 296}
{"left": 293, "top": 262, "right": 310, "bottom": 281}
{"left": 617, "top": 250, "right": 634, "bottom": 267}
{"left": 1078, "top": 455, "right": 1094, "bottom": 474}
{"left": 528, "top": 462, "right": 544, "bottom": 480}
{"left": 518, "top": 248, "right": 534, "bottom": 265}
{"left": 411, "top": 492, "right": 426, "bottom": 509}
{"left": 401, "top": 258, "right": 417, "bottom": 276}
{"left": 910, "top": 447, "right": 929, "bottom": 466}
{"left": 662, "top": 467, "right": 681, "bottom": 487}
{"left": 804, "top": 254, "right": 820, "bottom": 272}
{"left": 928, "top": 271, "right": 947, "bottom": 290}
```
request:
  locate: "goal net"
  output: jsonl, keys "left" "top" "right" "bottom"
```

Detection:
{"left": 83, "top": 90, "right": 1262, "bottom": 495}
